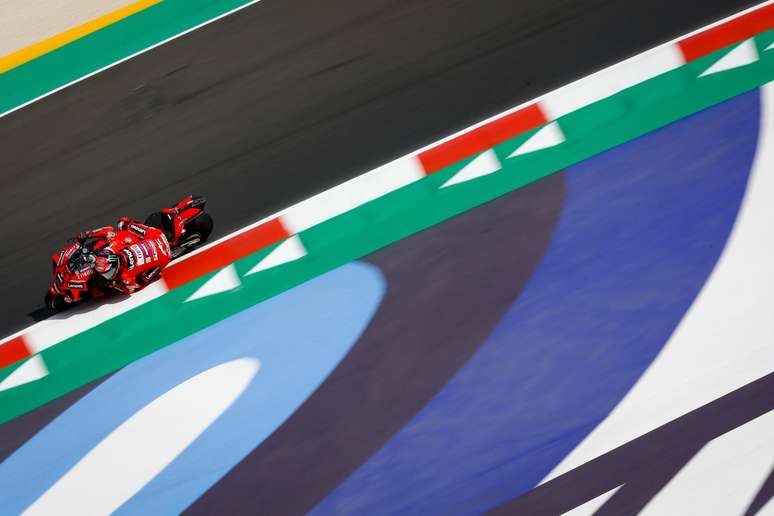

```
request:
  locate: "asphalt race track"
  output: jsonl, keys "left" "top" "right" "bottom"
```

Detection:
{"left": 3, "top": 85, "right": 768, "bottom": 514}
{"left": 2, "top": 1, "right": 774, "bottom": 513}
{"left": 0, "top": 0, "right": 760, "bottom": 336}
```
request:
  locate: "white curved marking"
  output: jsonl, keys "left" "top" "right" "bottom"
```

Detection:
{"left": 700, "top": 39, "right": 759, "bottom": 77}
{"left": 23, "top": 358, "right": 260, "bottom": 516}
{"left": 509, "top": 122, "right": 566, "bottom": 158}
{"left": 246, "top": 235, "right": 307, "bottom": 275}
{"left": 0, "top": 355, "right": 48, "bottom": 392}
{"left": 544, "top": 81, "right": 774, "bottom": 481}
{"left": 442, "top": 149, "right": 501, "bottom": 188}
{"left": 641, "top": 409, "right": 774, "bottom": 515}
{"left": 185, "top": 264, "right": 240, "bottom": 302}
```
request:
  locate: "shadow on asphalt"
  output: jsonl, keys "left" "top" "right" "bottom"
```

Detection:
{"left": 26, "top": 290, "right": 131, "bottom": 324}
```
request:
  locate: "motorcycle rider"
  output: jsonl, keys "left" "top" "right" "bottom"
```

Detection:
{"left": 76, "top": 218, "right": 171, "bottom": 294}
{"left": 74, "top": 196, "right": 202, "bottom": 294}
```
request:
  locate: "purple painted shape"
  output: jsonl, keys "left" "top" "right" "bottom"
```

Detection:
{"left": 312, "top": 89, "right": 760, "bottom": 515}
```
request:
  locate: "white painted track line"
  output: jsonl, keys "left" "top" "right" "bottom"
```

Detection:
{"left": 0, "top": 0, "right": 267, "bottom": 121}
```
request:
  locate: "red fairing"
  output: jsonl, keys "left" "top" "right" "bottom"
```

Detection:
{"left": 47, "top": 196, "right": 209, "bottom": 308}
{"left": 86, "top": 226, "right": 117, "bottom": 240}
{"left": 170, "top": 208, "right": 199, "bottom": 242}
{"left": 175, "top": 195, "right": 194, "bottom": 211}
{"left": 161, "top": 195, "right": 204, "bottom": 245}
{"left": 48, "top": 222, "right": 171, "bottom": 303}
{"left": 49, "top": 241, "right": 99, "bottom": 303}
{"left": 108, "top": 221, "right": 172, "bottom": 293}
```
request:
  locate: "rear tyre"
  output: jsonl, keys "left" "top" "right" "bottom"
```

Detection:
{"left": 185, "top": 211, "right": 213, "bottom": 241}
{"left": 171, "top": 212, "right": 213, "bottom": 259}
{"left": 144, "top": 212, "right": 175, "bottom": 242}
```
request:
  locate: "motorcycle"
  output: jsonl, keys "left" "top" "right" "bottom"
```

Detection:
{"left": 44, "top": 195, "right": 213, "bottom": 311}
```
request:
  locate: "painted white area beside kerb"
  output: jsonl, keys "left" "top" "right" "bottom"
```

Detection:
{"left": 640, "top": 408, "right": 774, "bottom": 515}
{"left": 542, "top": 80, "right": 774, "bottom": 482}
{"left": 185, "top": 264, "right": 240, "bottom": 302}
{"left": 246, "top": 235, "right": 307, "bottom": 275}
{"left": 541, "top": 45, "right": 685, "bottom": 120}
{"left": 441, "top": 149, "right": 501, "bottom": 188}
{"left": 24, "top": 281, "right": 168, "bottom": 354}
{"left": 699, "top": 39, "right": 760, "bottom": 77}
{"left": 0, "top": 355, "right": 48, "bottom": 391}
{"left": 22, "top": 358, "right": 259, "bottom": 516}
{"left": 508, "top": 121, "right": 566, "bottom": 158}
{"left": 280, "top": 157, "right": 425, "bottom": 234}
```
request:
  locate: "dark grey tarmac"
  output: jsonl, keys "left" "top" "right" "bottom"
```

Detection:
{"left": 0, "top": 0, "right": 759, "bottom": 336}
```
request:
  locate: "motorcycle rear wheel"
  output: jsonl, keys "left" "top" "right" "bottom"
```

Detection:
{"left": 144, "top": 212, "right": 175, "bottom": 242}
{"left": 171, "top": 212, "right": 213, "bottom": 259}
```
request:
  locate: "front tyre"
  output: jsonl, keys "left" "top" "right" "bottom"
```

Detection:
{"left": 44, "top": 291, "right": 68, "bottom": 312}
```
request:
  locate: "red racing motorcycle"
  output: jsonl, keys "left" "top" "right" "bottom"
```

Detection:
{"left": 45, "top": 195, "right": 213, "bottom": 311}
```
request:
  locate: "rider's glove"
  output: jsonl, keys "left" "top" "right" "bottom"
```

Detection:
{"left": 75, "top": 231, "right": 90, "bottom": 241}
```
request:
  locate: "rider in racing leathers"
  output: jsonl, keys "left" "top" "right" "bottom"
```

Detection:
{"left": 76, "top": 219, "right": 171, "bottom": 294}
{"left": 75, "top": 197, "right": 200, "bottom": 294}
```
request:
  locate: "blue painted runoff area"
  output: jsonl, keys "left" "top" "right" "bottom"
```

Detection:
{"left": 312, "top": 89, "right": 761, "bottom": 515}
{"left": 0, "top": 262, "right": 385, "bottom": 515}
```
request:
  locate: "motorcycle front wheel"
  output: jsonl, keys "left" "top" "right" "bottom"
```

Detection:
{"left": 44, "top": 291, "right": 68, "bottom": 312}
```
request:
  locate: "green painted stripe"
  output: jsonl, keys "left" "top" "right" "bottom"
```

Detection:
{"left": 0, "top": 0, "right": 260, "bottom": 115}
{"left": 0, "top": 35, "right": 772, "bottom": 423}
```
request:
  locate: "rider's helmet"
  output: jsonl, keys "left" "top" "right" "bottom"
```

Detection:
{"left": 94, "top": 249, "right": 120, "bottom": 280}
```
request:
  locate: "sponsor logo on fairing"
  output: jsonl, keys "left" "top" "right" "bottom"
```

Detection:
{"left": 149, "top": 240, "right": 158, "bottom": 261}
{"left": 130, "top": 244, "right": 146, "bottom": 266}
{"left": 143, "top": 267, "right": 160, "bottom": 282}
{"left": 140, "top": 243, "right": 151, "bottom": 259}
{"left": 122, "top": 248, "right": 136, "bottom": 270}
{"left": 67, "top": 282, "right": 85, "bottom": 289}
{"left": 156, "top": 237, "right": 169, "bottom": 257}
{"left": 129, "top": 224, "right": 147, "bottom": 236}
{"left": 56, "top": 251, "right": 64, "bottom": 266}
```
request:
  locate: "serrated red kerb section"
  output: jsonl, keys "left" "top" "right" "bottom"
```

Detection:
{"left": 678, "top": 4, "right": 774, "bottom": 62}
{"left": 418, "top": 103, "right": 548, "bottom": 175}
{"left": 163, "top": 218, "right": 291, "bottom": 290}
{"left": 0, "top": 336, "right": 33, "bottom": 369}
